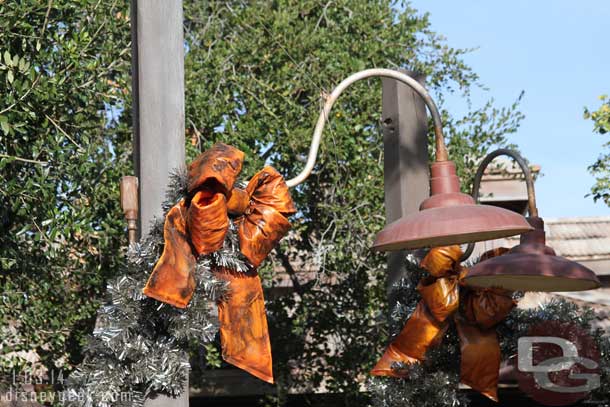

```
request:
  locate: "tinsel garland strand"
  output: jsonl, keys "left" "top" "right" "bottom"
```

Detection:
{"left": 62, "top": 170, "right": 248, "bottom": 407}
{"left": 369, "top": 254, "right": 610, "bottom": 407}
{"left": 60, "top": 166, "right": 610, "bottom": 407}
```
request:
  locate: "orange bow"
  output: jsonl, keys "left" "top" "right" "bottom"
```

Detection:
{"left": 143, "top": 142, "right": 296, "bottom": 384}
{"left": 371, "top": 246, "right": 515, "bottom": 402}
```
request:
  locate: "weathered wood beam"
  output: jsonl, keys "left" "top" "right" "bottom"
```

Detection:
{"left": 131, "top": 0, "right": 188, "bottom": 405}
{"left": 381, "top": 72, "right": 429, "bottom": 307}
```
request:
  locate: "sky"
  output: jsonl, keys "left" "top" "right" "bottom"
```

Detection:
{"left": 409, "top": 0, "right": 609, "bottom": 218}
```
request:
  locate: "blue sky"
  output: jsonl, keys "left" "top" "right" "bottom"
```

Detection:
{"left": 409, "top": 0, "right": 609, "bottom": 218}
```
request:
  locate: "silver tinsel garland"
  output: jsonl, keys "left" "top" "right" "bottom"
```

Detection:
{"left": 62, "top": 170, "right": 250, "bottom": 407}
{"left": 369, "top": 253, "right": 610, "bottom": 407}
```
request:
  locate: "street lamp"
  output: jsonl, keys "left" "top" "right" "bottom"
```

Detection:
{"left": 464, "top": 149, "right": 601, "bottom": 292}
{"left": 287, "top": 69, "right": 533, "bottom": 250}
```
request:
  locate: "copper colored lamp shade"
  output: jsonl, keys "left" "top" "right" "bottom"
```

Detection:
{"left": 463, "top": 149, "right": 601, "bottom": 292}
{"left": 372, "top": 160, "right": 533, "bottom": 251}
{"left": 283, "top": 69, "right": 533, "bottom": 251}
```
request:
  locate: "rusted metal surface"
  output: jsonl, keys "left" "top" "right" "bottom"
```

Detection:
{"left": 466, "top": 217, "right": 600, "bottom": 292}
{"left": 478, "top": 157, "right": 541, "bottom": 212}
{"left": 485, "top": 217, "right": 610, "bottom": 276}
{"left": 373, "top": 160, "right": 532, "bottom": 251}
{"left": 464, "top": 149, "right": 601, "bottom": 293}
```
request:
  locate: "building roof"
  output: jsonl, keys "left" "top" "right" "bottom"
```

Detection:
{"left": 479, "top": 157, "right": 540, "bottom": 205}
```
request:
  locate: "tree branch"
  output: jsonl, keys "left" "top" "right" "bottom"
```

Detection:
{"left": 276, "top": 249, "right": 305, "bottom": 296}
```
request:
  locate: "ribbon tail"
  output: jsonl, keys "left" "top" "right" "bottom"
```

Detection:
{"left": 371, "top": 301, "right": 448, "bottom": 376}
{"left": 143, "top": 201, "right": 196, "bottom": 309}
{"left": 215, "top": 268, "right": 274, "bottom": 384}
{"left": 456, "top": 316, "right": 501, "bottom": 402}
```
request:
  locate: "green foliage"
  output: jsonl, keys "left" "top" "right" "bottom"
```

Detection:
{"left": 0, "top": 0, "right": 132, "bottom": 375}
{"left": 584, "top": 95, "right": 610, "bottom": 206}
{"left": 1, "top": 0, "right": 524, "bottom": 403}
{"left": 183, "top": 0, "right": 523, "bottom": 403}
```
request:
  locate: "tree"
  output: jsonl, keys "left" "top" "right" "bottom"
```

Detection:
{"left": 584, "top": 95, "right": 610, "bottom": 206}
{"left": 0, "top": 0, "right": 131, "bottom": 378}
{"left": 183, "top": 1, "right": 523, "bottom": 404}
{"left": 1, "top": 0, "right": 524, "bottom": 403}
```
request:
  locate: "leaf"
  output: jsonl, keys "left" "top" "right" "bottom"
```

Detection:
{"left": 0, "top": 257, "right": 18, "bottom": 269}
{"left": 41, "top": 219, "right": 53, "bottom": 227}
{"left": 7, "top": 69, "right": 14, "bottom": 84}
{"left": 0, "top": 119, "right": 9, "bottom": 135}
{"left": 3, "top": 50, "right": 11, "bottom": 66}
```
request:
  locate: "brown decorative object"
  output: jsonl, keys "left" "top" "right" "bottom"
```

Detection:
{"left": 142, "top": 201, "right": 196, "bottom": 308}
{"left": 188, "top": 190, "right": 229, "bottom": 256}
{"left": 142, "top": 142, "right": 296, "bottom": 383}
{"left": 187, "top": 142, "right": 244, "bottom": 195}
{"left": 119, "top": 176, "right": 139, "bottom": 244}
{"left": 373, "top": 160, "right": 533, "bottom": 251}
{"left": 215, "top": 268, "right": 273, "bottom": 383}
{"left": 462, "top": 149, "right": 601, "bottom": 292}
{"left": 237, "top": 167, "right": 294, "bottom": 267}
{"left": 371, "top": 246, "right": 515, "bottom": 402}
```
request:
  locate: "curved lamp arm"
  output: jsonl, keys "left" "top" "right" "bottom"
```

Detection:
{"left": 286, "top": 68, "right": 447, "bottom": 188}
{"left": 471, "top": 148, "right": 538, "bottom": 217}
{"left": 461, "top": 148, "right": 538, "bottom": 261}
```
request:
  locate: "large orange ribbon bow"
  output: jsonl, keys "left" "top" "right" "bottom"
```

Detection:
{"left": 371, "top": 246, "right": 515, "bottom": 401}
{"left": 143, "top": 142, "right": 296, "bottom": 384}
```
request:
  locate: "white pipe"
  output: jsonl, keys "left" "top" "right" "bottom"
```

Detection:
{"left": 286, "top": 68, "right": 444, "bottom": 188}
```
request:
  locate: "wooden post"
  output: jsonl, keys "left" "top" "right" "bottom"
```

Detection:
{"left": 131, "top": 0, "right": 186, "bottom": 239}
{"left": 131, "top": 0, "right": 188, "bottom": 405}
{"left": 381, "top": 72, "right": 429, "bottom": 306}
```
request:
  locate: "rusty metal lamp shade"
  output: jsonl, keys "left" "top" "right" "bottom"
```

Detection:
{"left": 372, "top": 159, "right": 533, "bottom": 251}
{"left": 463, "top": 149, "right": 601, "bottom": 292}
{"left": 282, "top": 69, "right": 533, "bottom": 252}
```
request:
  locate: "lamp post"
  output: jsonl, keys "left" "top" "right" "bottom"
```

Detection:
{"left": 464, "top": 149, "right": 600, "bottom": 292}
{"left": 287, "top": 69, "right": 533, "bottom": 251}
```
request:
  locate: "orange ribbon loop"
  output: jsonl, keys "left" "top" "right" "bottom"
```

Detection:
{"left": 143, "top": 142, "right": 296, "bottom": 384}
{"left": 371, "top": 246, "right": 515, "bottom": 402}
